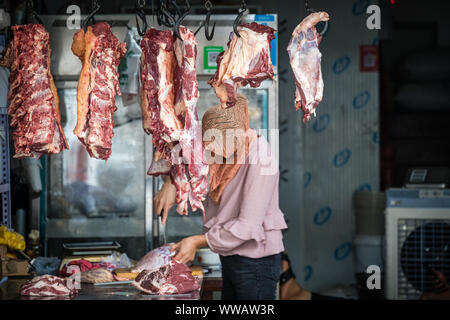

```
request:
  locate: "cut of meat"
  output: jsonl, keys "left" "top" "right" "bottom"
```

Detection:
{"left": 140, "top": 28, "right": 182, "bottom": 145}
{"left": 20, "top": 275, "right": 78, "bottom": 296}
{"left": 209, "top": 22, "right": 276, "bottom": 109}
{"left": 81, "top": 268, "right": 115, "bottom": 283}
{"left": 287, "top": 12, "right": 329, "bottom": 123}
{"left": 132, "top": 243, "right": 174, "bottom": 273}
{"left": 173, "top": 26, "right": 209, "bottom": 214}
{"left": 71, "top": 22, "right": 126, "bottom": 160}
{"left": 132, "top": 259, "right": 200, "bottom": 295}
{"left": 140, "top": 27, "right": 208, "bottom": 215}
{"left": 0, "top": 24, "right": 68, "bottom": 159}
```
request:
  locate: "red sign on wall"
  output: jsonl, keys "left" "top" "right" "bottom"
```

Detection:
{"left": 360, "top": 45, "right": 379, "bottom": 72}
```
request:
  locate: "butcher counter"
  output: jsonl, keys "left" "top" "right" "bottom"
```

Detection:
{"left": 0, "top": 270, "right": 222, "bottom": 300}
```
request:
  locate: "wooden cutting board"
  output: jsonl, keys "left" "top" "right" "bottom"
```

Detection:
{"left": 113, "top": 266, "right": 204, "bottom": 280}
{"left": 113, "top": 268, "right": 139, "bottom": 280}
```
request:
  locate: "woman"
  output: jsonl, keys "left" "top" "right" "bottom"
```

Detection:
{"left": 154, "top": 94, "right": 288, "bottom": 300}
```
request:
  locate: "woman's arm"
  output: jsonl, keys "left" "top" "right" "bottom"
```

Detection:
{"left": 171, "top": 235, "right": 208, "bottom": 264}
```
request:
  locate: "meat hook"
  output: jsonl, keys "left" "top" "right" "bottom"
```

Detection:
{"left": 233, "top": 0, "right": 247, "bottom": 38}
{"left": 194, "top": 0, "right": 216, "bottom": 41}
{"left": 135, "top": 0, "right": 148, "bottom": 36}
{"left": 173, "top": 0, "right": 191, "bottom": 40}
{"left": 158, "top": 0, "right": 176, "bottom": 27}
{"left": 26, "top": 0, "right": 44, "bottom": 25}
{"left": 304, "top": 1, "right": 329, "bottom": 36}
{"left": 83, "top": 0, "right": 100, "bottom": 32}
{"left": 161, "top": 0, "right": 190, "bottom": 40}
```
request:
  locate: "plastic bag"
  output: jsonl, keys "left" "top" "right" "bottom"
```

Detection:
{"left": 0, "top": 225, "right": 26, "bottom": 251}
{"left": 32, "top": 256, "right": 61, "bottom": 276}
{"left": 100, "top": 252, "right": 132, "bottom": 270}
{"left": 118, "top": 27, "right": 142, "bottom": 106}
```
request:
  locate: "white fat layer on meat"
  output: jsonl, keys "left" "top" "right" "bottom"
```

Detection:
{"left": 22, "top": 278, "right": 72, "bottom": 296}
{"left": 156, "top": 49, "right": 181, "bottom": 142}
{"left": 290, "top": 43, "right": 322, "bottom": 113}
{"left": 231, "top": 27, "right": 272, "bottom": 83}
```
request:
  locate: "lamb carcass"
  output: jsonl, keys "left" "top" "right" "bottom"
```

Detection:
{"left": 71, "top": 22, "right": 126, "bottom": 160}
{"left": 209, "top": 22, "right": 276, "bottom": 109}
{"left": 287, "top": 11, "right": 329, "bottom": 123}
{"left": 0, "top": 24, "right": 68, "bottom": 158}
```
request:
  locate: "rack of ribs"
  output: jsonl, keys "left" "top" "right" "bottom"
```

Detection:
{"left": 0, "top": 24, "right": 68, "bottom": 158}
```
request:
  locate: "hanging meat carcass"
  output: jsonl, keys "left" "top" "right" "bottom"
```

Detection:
{"left": 140, "top": 27, "right": 208, "bottom": 215}
{"left": 209, "top": 22, "right": 276, "bottom": 109}
{"left": 173, "top": 26, "right": 209, "bottom": 214}
{"left": 0, "top": 24, "right": 68, "bottom": 159}
{"left": 287, "top": 11, "right": 329, "bottom": 123}
{"left": 71, "top": 22, "right": 126, "bottom": 160}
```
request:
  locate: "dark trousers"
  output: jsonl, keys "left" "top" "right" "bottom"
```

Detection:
{"left": 219, "top": 253, "right": 281, "bottom": 300}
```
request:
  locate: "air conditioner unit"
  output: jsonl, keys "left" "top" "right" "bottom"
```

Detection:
{"left": 385, "top": 188, "right": 450, "bottom": 300}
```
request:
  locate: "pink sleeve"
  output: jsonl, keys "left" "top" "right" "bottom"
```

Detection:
{"left": 205, "top": 162, "right": 278, "bottom": 254}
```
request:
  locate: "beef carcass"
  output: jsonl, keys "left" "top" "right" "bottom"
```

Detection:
{"left": 140, "top": 28, "right": 182, "bottom": 145}
{"left": 132, "top": 259, "right": 200, "bottom": 295}
{"left": 140, "top": 27, "right": 208, "bottom": 215}
{"left": 173, "top": 26, "right": 209, "bottom": 214}
{"left": 0, "top": 24, "right": 68, "bottom": 159}
{"left": 287, "top": 12, "right": 329, "bottom": 123}
{"left": 20, "top": 275, "right": 78, "bottom": 296}
{"left": 71, "top": 22, "right": 126, "bottom": 160}
{"left": 209, "top": 22, "right": 276, "bottom": 109}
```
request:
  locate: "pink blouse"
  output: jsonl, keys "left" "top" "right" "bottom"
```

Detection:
{"left": 203, "top": 134, "right": 288, "bottom": 259}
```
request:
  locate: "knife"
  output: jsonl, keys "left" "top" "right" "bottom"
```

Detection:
{"left": 160, "top": 216, "right": 167, "bottom": 244}
{"left": 94, "top": 280, "right": 134, "bottom": 286}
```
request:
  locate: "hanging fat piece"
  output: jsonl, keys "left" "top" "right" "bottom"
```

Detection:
{"left": 287, "top": 11, "right": 329, "bottom": 123}
{"left": 71, "top": 22, "right": 126, "bottom": 161}
{"left": 208, "top": 22, "right": 276, "bottom": 109}
{"left": 0, "top": 24, "right": 68, "bottom": 159}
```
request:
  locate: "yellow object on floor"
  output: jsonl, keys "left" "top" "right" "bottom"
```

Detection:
{"left": 0, "top": 226, "right": 26, "bottom": 251}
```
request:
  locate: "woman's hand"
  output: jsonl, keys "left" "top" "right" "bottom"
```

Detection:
{"left": 154, "top": 179, "right": 176, "bottom": 224}
{"left": 171, "top": 235, "right": 207, "bottom": 264}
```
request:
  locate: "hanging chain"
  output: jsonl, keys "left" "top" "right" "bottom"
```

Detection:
{"left": 205, "top": 0, "right": 212, "bottom": 11}
{"left": 138, "top": 0, "right": 146, "bottom": 8}
{"left": 305, "top": 0, "right": 312, "bottom": 14}
{"left": 27, "top": 0, "right": 34, "bottom": 10}
{"left": 91, "top": 0, "right": 100, "bottom": 11}
{"left": 241, "top": 0, "right": 247, "bottom": 11}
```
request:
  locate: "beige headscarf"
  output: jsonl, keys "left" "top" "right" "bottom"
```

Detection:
{"left": 202, "top": 94, "right": 257, "bottom": 204}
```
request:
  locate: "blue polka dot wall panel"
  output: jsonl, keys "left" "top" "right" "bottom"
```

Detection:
{"left": 297, "top": 0, "right": 380, "bottom": 292}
